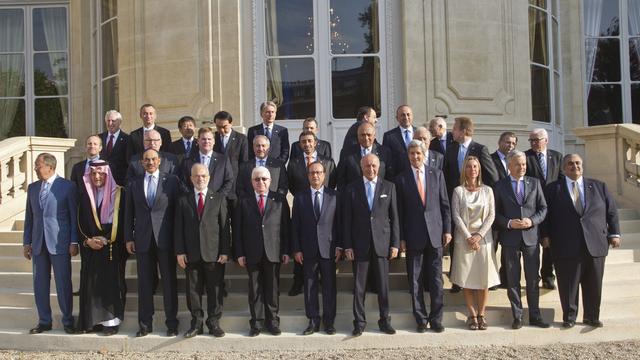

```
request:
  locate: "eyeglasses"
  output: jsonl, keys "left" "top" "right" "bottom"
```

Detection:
{"left": 528, "top": 138, "right": 545, "bottom": 143}
{"left": 253, "top": 177, "right": 270, "bottom": 182}
{"left": 144, "top": 138, "right": 161, "bottom": 142}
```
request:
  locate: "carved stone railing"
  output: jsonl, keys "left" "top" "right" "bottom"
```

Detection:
{"left": 0, "top": 136, "right": 76, "bottom": 224}
{"left": 574, "top": 124, "right": 640, "bottom": 208}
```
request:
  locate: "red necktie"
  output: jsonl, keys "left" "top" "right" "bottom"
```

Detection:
{"left": 258, "top": 195, "right": 265, "bottom": 215}
{"left": 416, "top": 169, "right": 426, "bottom": 206}
{"left": 106, "top": 134, "right": 114, "bottom": 155}
{"left": 197, "top": 192, "right": 204, "bottom": 218}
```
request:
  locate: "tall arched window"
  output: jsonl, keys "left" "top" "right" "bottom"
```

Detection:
{"left": 93, "top": 0, "right": 118, "bottom": 129}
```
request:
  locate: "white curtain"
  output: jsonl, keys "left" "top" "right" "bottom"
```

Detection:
{"left": 584, "top": 0, "right": 604, "bottom": 98}
{"left": 0, "top": 9, "right": 24, "bottom": 140}
{"left": 265, "top": 0, "right": 283, "bottom": 107}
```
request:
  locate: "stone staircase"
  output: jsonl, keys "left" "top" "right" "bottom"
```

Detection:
{"left": 1, "top": 210, "right": 639, "bottom": 352}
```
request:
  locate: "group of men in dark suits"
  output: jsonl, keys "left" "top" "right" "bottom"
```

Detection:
{"left": 22, "top": 100, "right": 621, "bottom": 338}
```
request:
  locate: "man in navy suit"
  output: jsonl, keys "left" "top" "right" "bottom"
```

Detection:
{"left": 236, "top": 135, "right": 288, "bottom": 197}
{"left": 213, "top": 110, "right": 249, "bottom": 199}
{"left": 382, "top": 105, "right": 416, "bottom": 178}
{"left": 168, "top": 116, "right": 199, "bottom": 162}
{"left": 291, "top": 161, "right": 341, "bottom": 335}
{"left": 494, "top": 150, "right": 550, "bottom": 330}
{"left": 395, "top": 140, "right": 451, "bottom": 333}
{"left": 71, "top": 135, "right": 103, "bottom": 189}
{"left": 428, "top": 116, "right": 453, "bottom": 155}
{"left": 127, "top": 104, "right": 173, "bottom": 160}
{"left": 179, "top": 127, "right": 234, "bottom": 195}
{"left": 290, "top": 118, "right": 332, "bottom": 160}
{"left": 413, "top": 126, "right": 444, "bottom": 170}
{"left": 343, "top": 153, "right": 400, "bottom": 336}
{"left": 23, "top": 153, "right": 78, "bottom": 334}
{"left": 340, "top": 106, "right": 377, "bottom": 161}
{"left": 542, "top": 154, "right": 621, "bottom": 328}
{"left": 247, "top": 101, "right": 290, "bottom": 163}
{"left": 99, "top": 110, "right": 130, "bottom": 186}
{"left": 233, "top": 167, "right": 290, "bottom": 337}
{"left": 125, "top": 149, "right": 183, "bottom": 337}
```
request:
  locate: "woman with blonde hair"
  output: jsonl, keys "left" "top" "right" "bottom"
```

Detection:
{"left": 450, "top": 156, "right": 500, "bottom": 330}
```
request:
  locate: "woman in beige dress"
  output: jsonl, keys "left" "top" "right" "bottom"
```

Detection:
{"left": 450, "top": 156, "right": 500, "bottom": 330}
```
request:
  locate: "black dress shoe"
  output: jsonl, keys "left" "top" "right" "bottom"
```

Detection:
{"left": 72, "top": 290, "right": 80, "bottom": 296}
{"left": 584, "top": 319, "right": 604, "bottom": 328}
{"left": 183, "top": 327, "right": 203, "bottom": 338}
{"left": 302, "top": 322, "right": 320, "bottom": 335}
{"left": 103, "top": 326, "right": 119, "bottom": 336}
{"left": 166, "top": 328, "right": 179, "bottom": 337}
{"left": 29, "top": 324, "right": 52, "bottom": 334}
{"left": 209, "top": 325, "right": 226, "bottom": 337}
{"left": 542, "top": 278, "right": 556, "bottom": 290}
{"left": 378, "top": 322, "right": 396, "bottom": 335}
{"left": 512, "top": 318, "right": 523, "bottom": 329}
{"left": 248, "top": 327, "right": 261, "bottom": 337}
{"left": 136, "top": 328, "right": 151, "bottom": 337}
{"left": 530, "top": 318, "right": 550, "bottom": 328}
{"left": 63, "top": 325, "right": 76, "bottom": 334}
{"left": 352, "top": 327, "right": 363, "bottom": 337}
{"left": 450, "top": 284, "right": 461, "bottom": 293}
{"left": 430, "top": 323, "right": 445, "bottom": 333}
{"left": 325, "top": 324, "right": 336, "bottom": 335}
{"left": 91, "top": 324, "right": 104, "bottom": 333}
{"left": 488, "top": 285, "right": 499, "bottom": 291}
{"left": 562, "top": 320, "right": 575, "bottom": 328}
{"left": 288, "top": 283, "right": 303, "bottom": 296}
{"left": 268, "top": 326, "right": 282, "bottom": 336}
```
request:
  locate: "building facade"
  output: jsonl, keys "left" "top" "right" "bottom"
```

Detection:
{"left": 1, "top": 0, "right": 638, "bottom": 164}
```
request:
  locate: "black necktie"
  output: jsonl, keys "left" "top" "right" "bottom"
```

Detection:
{"left": 313, "top": 191, "right": 321, "bottom": 220}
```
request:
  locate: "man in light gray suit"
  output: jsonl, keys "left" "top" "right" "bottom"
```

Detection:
{"left": 23, "top": 153, "right": 79, "bottom": 334}
{"left": 494, "top": 150, "right": 549, "bottom": 329}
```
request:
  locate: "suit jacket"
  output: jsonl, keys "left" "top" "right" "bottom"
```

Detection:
{"left": 394, "top": 166, "right": 451, "bottom": 250}
{"left": 493, "top": 176, "right": 548, "bottom": 247}
{"left": 444, "top": 140, "right": 499, "bottom": 196}
{"left": 490, "top": 151, "right": 510, "bottom": 180}
{"left": 70, "top": 159, "right": 95, "bottom": 190}
{"left": 336, "top": 142, "right": 393, "bottom": 191}
{"left": 247, "top": 123, "right": 290, "bottom": 163}
{"left": 382, "top": 126, "right": 415, "bottom": 178}
{"left": 124, "top": 172, "right": 182, "bottom": 252}
{"left": 126, "top": 125, "right": 173, "bottom": 161}
{"left": 426, "top": 150, "right": 444, "bottom": 170}
{"left": 429, "top": 131, "right": 454, "bottom": 155}
{"left": 291, "top": 187, "right": 339, "bottom": 260}
{"left": 23, "top": 177, "right": 78, "bottom": 255}
{"left": 126, "top": 151, "right": 179, "bottom": 184}
{"left": 340, "top": 120, "right": 363, "bottom": 160}
{"left": 168, "top": 138, "right": 199, "bottom": 162}
{"left": 99, "top": 130, "right": 130, "bottom": 185}
{"left": 290, "top": 139, "right": 332, "bottom": 160}
{"left": 525, "top": 148, "right": 563, "bottom": 186}
{"left": 233, "top": 191, "right": 290, "bottom": 264}
{"left": 342, "top": 179, "right": 400, "bottom": 261}
{"left": 542, "top": 178, "right": 620, "bottom": 259}
{"left": 236, "top": 157, "right": 288, "bottom": 197}
{"left": 287, "top": 155, "right": 336, "bottom": 196}
{"left": 214, "top": 129, "right": 249, "bottom": 182}
{"left": 179, "top": 151, "right": 234, "bottom": 196}
{"left": 174, "top": 190, "right": 231, "bottom": 262}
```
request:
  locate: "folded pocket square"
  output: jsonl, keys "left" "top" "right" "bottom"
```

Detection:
{"left": 380, "top": 194, "right": 388, "bottom": 198}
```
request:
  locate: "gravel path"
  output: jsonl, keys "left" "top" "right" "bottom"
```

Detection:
{"left": 1, "top": 340, "right": 639, "bottom": 359}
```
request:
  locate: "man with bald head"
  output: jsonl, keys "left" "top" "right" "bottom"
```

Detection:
{"left": 340, "top": 106, "right": 378, "bottom": 160}
{"left": 343, "top": 153, "right": 399, "bottom": 336}
{"left": 126, "top": 129, "right": 179, "bottom": 183}
{"left": 336, "top": 122, "right": 392, "bottom": 191}
{"left": 383, "top": 105, "right": 416, "bottom": 177}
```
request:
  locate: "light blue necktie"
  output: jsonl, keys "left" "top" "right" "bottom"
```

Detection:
{"left": 146, "top": 175, "right": 157, "bottom": 207}
{"left": 39, "top": 181, "right": 50, "bottom": 209}
{"left": 366, "top": 181, "right": 374, "bottom": 210}
{"left": 440, "top": 139, "right": 446, "bottom": 152}
{"left": 403, "top": 129, "right": 411, "bottom": 148}
{"left": 265, "top": 126, "right": 271, "bottom": 139}
{"left": 259, "top": 159, "right": 265, "bottom": 167}
{"left": 457, "top": 144, "right": 466, "bottom": 172}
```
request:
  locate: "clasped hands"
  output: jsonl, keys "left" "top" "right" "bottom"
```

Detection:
{"left": 510, "top": 217, "right": 533, "bottom": 229}
{"left": 466, "top": 233, "right": 483, "bottom": 251}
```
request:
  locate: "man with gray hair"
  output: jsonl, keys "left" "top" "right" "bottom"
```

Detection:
{"left": 233, "top": 166, "right": 291, "bottom": 336}
{"left": 236, "top": 135, "right": 288, "bottom": 198}
{"left": 414, "top": 127, "right": 444, "bottom": 170}
{"left": 494, "top": 149, "right": 549, "bottom": 330}
{"left": 525, "top": 128, "right": 563, "bottom": 290}
{"left": 428, "top": 116, "right": 452, "bottom": 155}
{"left": 99, "top": 110, "right": 131, "bottom": 185}
{"left": 247, "top": 101, "right": 290, "bottom": 163}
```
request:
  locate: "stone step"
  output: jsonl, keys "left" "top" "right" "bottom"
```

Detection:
{"left": 2, "top": 315, "right": 640, "bottom": 353}
{"left": 618, "top": 208, "right": 638, "bottom": 220}
{"left": 619, "top": 219, "right": 640, "bottom": 233}
{"left": 606, "top": 243, "right": 640, "bottom": 264}
{"left": 12, "top": 220, "right": 24, "bottom": 231}
{"left": 0, "top": 232, "right": 22, "bottom": 244}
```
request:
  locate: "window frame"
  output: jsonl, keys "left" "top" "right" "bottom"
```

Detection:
{"left": 92, "top": 0, "right": 118, "bottom": 134}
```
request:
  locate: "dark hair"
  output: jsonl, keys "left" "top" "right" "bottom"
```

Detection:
{"left": 307, "top": 161, "right": 326, "bottom": 174}
{"left": 299, "top": 130, "right": 317, "bottom": 141}
{"left": 454, "top": 116, "right": 474, "bottom": 136}
{"left": 178, "top": 116, "right": 196, "bottom": 128}
{"left": 139, "top": 103, "right": 155, "bottom": 114}
{"left": 214, "top": 110, "right": 233, "bottom": 123}
{"left": 356, "top": 106, "right": 374, "bottom": 121}
{"left": 499, "top": 131, "right": 517, "bottom": 143}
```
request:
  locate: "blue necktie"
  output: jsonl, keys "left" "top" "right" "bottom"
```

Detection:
{"left": 265, "top": 127, "right": 271, "bottom": 139}
{"left": 185, "top": 140, "right": 191, "bottom": 154}
{"left": 537, "top": 152, "right": 547, "bottom": 180}
{"left": 259, "top": 159, "right": 265, "bottom": 167}
{"left": 440, "top": 139, "right": 446, "bottom": 152}
{"left": 457, "top": 144, "right": 466, "bottom": 172}
{"left": 146, "top": 175, "right": 157, "bottom": 207}
{"left": 403, "top": 129, "right": 411, "bottom": 148}
{"left": 39, "top": 181, "right": 50, "bottom": 209}
{"left": 366, "top": 182, "right": 374, "bottom": 210}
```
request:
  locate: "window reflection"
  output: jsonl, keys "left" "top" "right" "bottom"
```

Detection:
{"left": 587, "top": 84, "right": 622, "bottom": 125}
{"left": 632, "top": 84, "right": 640, "bottom": 123}
{"left": 584, "top": 0, "right": 619, "bottom": 37}
{"left": 35, "top": 97, "right": 68, "bottom": 137}
{"left": 331, "top": 57, "right": 380, "bottom": 118}
{"left": 0, "top": 9, "right": 24, "bottom": 52}
{"left": 529, "top": 7, "right": 548, "bottom": 65}
{"left": 32, "top": 7, "right": 67, "bottom": 51}
{"left": 586, "top": 38, "right": 621, "bottom": 82}
{"left": 531, "top": 65, "right": 550, "bottom": 123}
{"left": 265, "top": 0, "right": 314, "bottom": 56}
{"left": 267, "top": 58, "right": 315, "bottom": 119}
{"left": 631, "top": 39, "right": 640, "bottom": 81}
{"left": 0, "top": 99, "right": 25, "bottom": 140}
{"left": 330, "top": 0, "right": 378, "bottom": 54}
{"left": 102, "top": 20, "right": 118, "bottom": 78}
{"left": 33, "top": 52, "right": 68, "bottom": 96}
{"left": 102, "top": 77, "right": 119, "bottom": 115}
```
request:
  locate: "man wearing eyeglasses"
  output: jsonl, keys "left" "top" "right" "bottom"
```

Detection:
{"left": 233, "top": 167, "right": 290, "bottom": 337}
{"left": 125, "top": 129, "right": 179, "bottom": 183}
{"left": 525, "top": 128, "right": 563, "bottom": 290}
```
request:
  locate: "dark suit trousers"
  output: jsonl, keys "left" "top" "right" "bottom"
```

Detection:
{"left": 136, "top": 240, "right": 178, "bottom": 330}
{"left": 352, "top": 251, "right": 390, "bottom": 328}
{"left": 184, "top": 260, "right": 225, "bottom": 329}
{"left": 554, "top": 254, "right": 605, "bottom": 322}
{"left": 541, "top": 247, "right": 555, "bottom": 280}
{"left": 503, "top": 244, "right": 542, "bottom": 320}
{"left": 33, "top": 242, "right": 73, "bottom": 327}
{"left": 303, "top": 257, "right": 336, "bottom": 325}
{"left": 246, "top": 257, "right": 280, "bottom": 329}
{"left": 406, "top": 246, "right": 444, "bottom": 326}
